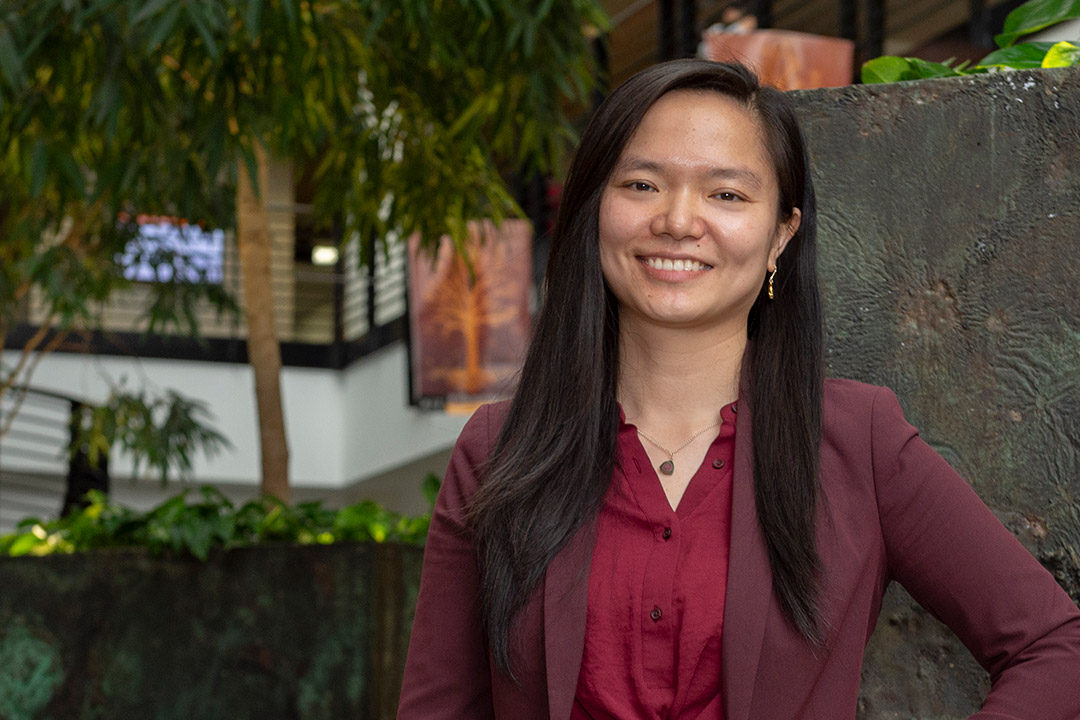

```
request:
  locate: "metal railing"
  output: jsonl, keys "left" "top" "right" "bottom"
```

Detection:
{"left": 7, "top": 231, "right": 409, "bottom": 370}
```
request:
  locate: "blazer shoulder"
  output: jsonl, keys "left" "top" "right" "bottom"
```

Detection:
{"left": 441, "top": 400, "right": 512, "bottom": 502}
{"left": 823, "top": 377, "right": 896, "bottom": 420}
{"left": 822, "top": 378, "right": 917, "bottom": 450}
{"left": 823, "top": 377, "right": 890, "bottom": 405}
{"left": 454, "top": 400, "right": 511, "bottom": 457}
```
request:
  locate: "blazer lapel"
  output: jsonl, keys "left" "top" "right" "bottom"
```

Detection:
{"left": 544, "top": 523, "right": 594, "bottom": 720}
{"left": 722, "top": 376, "right": 773, "bottom": 720}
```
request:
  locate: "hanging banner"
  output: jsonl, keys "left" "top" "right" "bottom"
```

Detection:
{"left": 407, "top": 220, "right": 533, "bottom": 413}
{"left": 702, "top": 29, "right": 854, "bottom": 90}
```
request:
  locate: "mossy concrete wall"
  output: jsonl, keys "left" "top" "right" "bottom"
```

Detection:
{"left": 796, "top": 66, "right": 1080, "bottom": 717}
{"left": 0, "top": 544, "right": 422, "bottom": 720}
{"left": 0, "top": 68, "right": 1077, "bottom": 720}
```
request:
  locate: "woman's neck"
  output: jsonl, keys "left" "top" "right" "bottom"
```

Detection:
{"left": 616, "top": 320, "right": 746, "bottom": 433}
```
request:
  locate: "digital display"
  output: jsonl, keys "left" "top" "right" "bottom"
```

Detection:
{"left": 118, "top": 215, "right": 225, "bottom": 284}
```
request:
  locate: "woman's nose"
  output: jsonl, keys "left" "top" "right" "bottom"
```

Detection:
{"left": 651, "top": 190, "right": 705, "bottom": 240}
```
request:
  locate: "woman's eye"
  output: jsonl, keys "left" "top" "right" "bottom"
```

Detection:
{"left": 715, "top": 191, "right": 741, "bottom": 201}
{"left": 629, "top": 181, "right": 655, "bottom": 192}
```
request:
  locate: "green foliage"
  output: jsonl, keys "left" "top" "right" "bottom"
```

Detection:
{"left": 0, "top": 474, "right": 443, "bottom": 560}
{"left": 862, "top": 0, "right": 1080, "bottom": 83}
{"left": 0, "top": 1, "right": 239, "bottom": 343}
{"left": 995, "top": 0, "right": 1080, "bottom": 47}
{"left": 0, "top": 0, "right": 605, "bottom": 269}
{"left": 861, "top": 57, "right": 966, "bottom": 83}
{"left": 977, "top": 41, "right": 1059, "bottom": 69}
{"left": 74, "top": 383, "right": 232, "bottom": 482}
{"left": 1043, "top": 39, "right": 1080, "bottom": 65}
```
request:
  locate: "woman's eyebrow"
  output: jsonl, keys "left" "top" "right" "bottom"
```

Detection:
{"left": 613, "top": 157, "right": 664, "bottom": 174}
{"left": 614, "top": 156, "right": 764, "bottom": 189}
{"left": 706, "top": 166, "right": 764, "bottom": 190}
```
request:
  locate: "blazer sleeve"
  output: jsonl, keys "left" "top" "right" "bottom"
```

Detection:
{"left": 397, "top": 404, "right": 496, "bottom": 720}
{"left": 870, "top": 386, "right": 1080, "bottom": 720}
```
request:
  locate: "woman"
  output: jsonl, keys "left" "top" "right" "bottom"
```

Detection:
{"left": 397, "top": 59, "right": 1080, "bottom": 719}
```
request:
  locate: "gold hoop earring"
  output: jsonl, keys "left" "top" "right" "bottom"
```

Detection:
{"left": 768, "top": 266, "right": 777, "bottom": 301}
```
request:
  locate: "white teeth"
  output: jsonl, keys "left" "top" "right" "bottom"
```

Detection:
{"left": 644, "top": 257, "right": 709, "bottom": 272}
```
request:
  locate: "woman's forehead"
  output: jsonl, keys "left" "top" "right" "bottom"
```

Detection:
{"left": 615, "top": 91, "right": 774, "bottom": 183}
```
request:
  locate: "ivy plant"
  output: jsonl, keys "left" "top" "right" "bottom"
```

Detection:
{"left": 0, "top": 473, "right": 442, "bottom": 560}
{"left": 862, "top": 0, "right": 1080, "bottom": 82}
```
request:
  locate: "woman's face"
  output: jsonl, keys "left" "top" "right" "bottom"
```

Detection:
{"left": 598, "top": 90, "right": 800, "bottom": 334}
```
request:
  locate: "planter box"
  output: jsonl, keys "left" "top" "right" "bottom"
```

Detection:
{"left": 0, "top": 543, "right": 422, "bottom": 720}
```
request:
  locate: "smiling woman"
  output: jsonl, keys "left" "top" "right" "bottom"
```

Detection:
{"left": 397, "top": 59, "right": 1080, "bottom": 720}
{"left": 598, "top": 90, "right": 800, "bottom": 341}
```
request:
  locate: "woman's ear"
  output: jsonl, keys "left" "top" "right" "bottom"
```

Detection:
{"left": 770, "top": 208, "right": 801, "bottom": 268}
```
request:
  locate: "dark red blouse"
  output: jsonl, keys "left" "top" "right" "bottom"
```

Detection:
{"left": 571, "top": 401, "right": 737, "bottom": 720}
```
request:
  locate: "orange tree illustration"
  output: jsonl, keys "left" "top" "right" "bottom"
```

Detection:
{"left": 1, "top": 0, "right": 606, "bottom": 501}
{"left": 427, "top": 239, "right": 523, "bottom": 395}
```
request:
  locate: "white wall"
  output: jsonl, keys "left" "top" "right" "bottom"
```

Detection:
{"left": 341, "top": 344, "right": 470, "bottom": 481}
{"left": 0, "top": 342, "right": 469, "bottom": 491}
{"left": 1031, "top": 19, "right": 1080, "bottom": 42}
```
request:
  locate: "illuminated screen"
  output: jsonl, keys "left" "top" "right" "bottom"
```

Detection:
{"left": 119, "top": 216, "right": 225, "bottom": 284}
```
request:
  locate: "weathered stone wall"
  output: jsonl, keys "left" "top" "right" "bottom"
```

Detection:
{"left": 794, "top": 67, "right": 1080, "bottom": 717}
{"left": 0, "top": 544, "right": 422, "bottom": 720}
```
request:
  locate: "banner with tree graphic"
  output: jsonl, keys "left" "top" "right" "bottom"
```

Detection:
{"left": 407, "top": 221, "right": 533, "bottom": 412}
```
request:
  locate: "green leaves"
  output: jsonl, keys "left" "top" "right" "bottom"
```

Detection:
{"left": 976, "top": 41, "right": 1057, "bottom": 69}
{"left": 863, "top": 0, "right": 1080, "bottom": 83}
{"left": 74, "top": 384, "right": 232, "bottom": 483}
{"left": 0, "top": 482, "right": 438, "bottom": 559}
{"left": 1043, "top": 40, "right": 1080, "bottom": 66}
{"left": 1, "top": 0, "right": 605, "bottom": 316}
{"left": 995, "top": 0, "right": 1080, "bottom": 47}
{"left": 861, "top": 57, "right": 965, "bottom": 84}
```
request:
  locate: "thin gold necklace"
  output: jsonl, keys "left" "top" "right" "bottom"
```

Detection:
{"left": 636, "top": 418, "right": 722, "bottom": 476}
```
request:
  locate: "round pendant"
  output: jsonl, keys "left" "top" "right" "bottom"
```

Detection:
{"left": 659, "top": 460, "right": 675, "bottom": 475}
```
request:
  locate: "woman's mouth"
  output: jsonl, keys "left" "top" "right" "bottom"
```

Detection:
{"left": 640, "top": 257, "right": 712, "bottom": 272}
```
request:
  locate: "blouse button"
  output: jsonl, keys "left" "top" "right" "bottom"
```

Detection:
{"left": 662, "top": 527, "right": 672, "bottom": 540}
{"left": 650, "top": 606, "right": 662, "bottom": 622}
{"left": 712, "top": 459, "right": 725, "bottom": 469}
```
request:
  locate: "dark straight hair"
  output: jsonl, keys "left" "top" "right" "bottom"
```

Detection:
{"left": 467, "top": 58, "right": 825, "bottom": 676}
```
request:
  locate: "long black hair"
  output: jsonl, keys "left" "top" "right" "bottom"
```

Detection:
{"left": 468, "top": 59, "right": 825, "bottom": 676}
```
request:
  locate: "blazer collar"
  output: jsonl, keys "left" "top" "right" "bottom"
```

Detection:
{"left": 543, "top": 523, "right": 593, "bottom": 720}
{"left": 721, "top": 362, "right": 773, "bottom": 720}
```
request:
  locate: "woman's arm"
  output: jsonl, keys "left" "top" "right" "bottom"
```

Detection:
{"left": 397, "top": 405, "right": 497, "bottom": 720}
{"left": 871, "top": 386, "right": 1080, "bottom": 720}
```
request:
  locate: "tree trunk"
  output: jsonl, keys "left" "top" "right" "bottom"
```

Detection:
{"left": 236, "top": 144, "right": 291, "bottom": 502}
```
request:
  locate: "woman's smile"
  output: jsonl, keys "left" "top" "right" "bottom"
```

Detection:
{"left": 639, "top": 256, "right": 713, "bottom": 273}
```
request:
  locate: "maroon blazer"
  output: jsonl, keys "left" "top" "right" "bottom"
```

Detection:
{"left": 398, "top": 379, "right": 1080, "bottom": 720}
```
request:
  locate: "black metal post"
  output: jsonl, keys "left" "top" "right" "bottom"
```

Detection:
{"left": 754, "top": 0, "right": 773, "bottom": 30}
{"left": 366, "top": 230, "right": 378, "bottom": 334}
{"left": 969, "top": 0, "right": 992, "bottom": 48}
{"left": 658, "top": 0, "right": 676, "bottom": 61}
{"left": 865, "top": 0, "right": 885, "bottom": 61}
{"left": 330, "top": 219, "right": 345, "bottom": 369}
{"left": 591, "top": 35, "right": 609, "bottom": 112}
{"left": 61, "top": 401, "right": 109, "bottom": 517}
{"left": 839, "top": 0, "right": 857, "bottom": 40}
{"left": 678, "top": 0, "right": 698, "bottom": 57}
